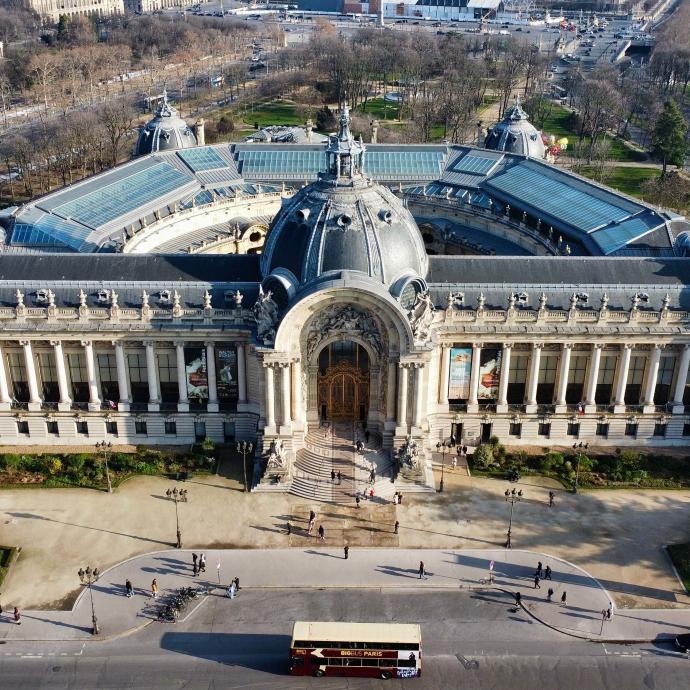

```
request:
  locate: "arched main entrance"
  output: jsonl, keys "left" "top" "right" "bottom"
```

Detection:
{"left": 317, "top": 341, "right": 370, "bottom": 421}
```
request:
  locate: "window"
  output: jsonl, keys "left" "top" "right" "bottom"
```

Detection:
{"left": 16, "top": 420, "right": 29, "bottom": 434}
{"left": 157, "top": 353, "right": 178, "bottom": 403}
{"left": 683, "top": 423, "right": 690, "bottom": 437}
{"left": 7, "top": 352, "right": 29, "bottom": 402}
{"left": 135, "top": 421, "right": 148, "bottom": 435}
{"left": 596, "top": 355, "right": 617, "bottom": 405}
{"left": 46, "top": 421, "right": 58, "bottom": 435}
{"left": 625, "top": 422, "right": 638, "bottom": 437}
{"left": 165, "top": 421, "right": 177, "bottom": 435}
{"left": 655, "top": 357, "right": 675, "bottom": 405}
{"left": 68, "top": 353, "right": 89, "bottom": 403}
{"left": 596, "top": 422, "right": 609, "bottom": 437}
{"left": 37, "top": 352, "right": 59, "bottom": 402}
{"left": 537, "top": 354, "right": 558, "bottom": 404}
{"left": 195, "top": 421, "right": 206, "bottom": 442}
{"left": 509, "top": 422, "right": 521, "bottom": 436}
{"left": 625, "top": 356, "right": 646, "bottom": 405}
{"left": 224, "top": 421, "right": 235, "bottom": 442}
{"left": 653, "top": 423, "right": 667, "bottom": 437}
{"left": 106, "top": 421, "right": 118, "bottom": 436}
{"left": 567, "top": 422, "right": 580, "bottom": 437}
{"left": 566, "top": 354, "right": 588, "bottom": 404}
{"left": 76, "top": 421, "right": 88, "bottom": 435}
{"left": 507, "top": 354, "right": 529, "bottom": 405}
{"left": 538, "top": 422, "right": 551, "bottom": 437}
{"left": 98, "top": 353, "right": 119, "bottom": 404}
{"left": 128, "top": 353, "right": 149, "bottom": 404}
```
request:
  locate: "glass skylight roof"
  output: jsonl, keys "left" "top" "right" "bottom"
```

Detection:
{"left": 52, "top": 162, "right": 190, "bottom": 229}
{"left": 12, "top": 214, "right": 91, "bottom": 250}
{"left": 363, "top": 151, "right": 445, "bottom": 177}
{"left": 485, "top": 164, "right": 630, "bottom": 232}
{"left": 238, "top": 150, "right": 325, "bottom": 175}
{"left": 177, "top": 148, "right": 227, "bottom": 172}
{"left": 591, "top": 217, "right": 653, "bottom": 255}
{"left": 452, "top": 153, "right": 501, "bottom": 176}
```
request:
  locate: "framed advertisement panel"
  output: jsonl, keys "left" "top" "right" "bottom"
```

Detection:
{"left": 215, "top": 346, "right": 238, "bottom": 402}
{"left": 184, "top": 347, "right": 208, "bottom": 402}
{"left": 477, "top": 347, "right": 502, "bottom": 401}
{"left": 448, "top": 347, "right": 472, "bottom": 400}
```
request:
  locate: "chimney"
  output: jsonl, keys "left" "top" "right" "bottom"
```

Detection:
{"left": 371, "top": 119, "right": 379, "bottom": 144}
{"left": 195, "top": 118, "right": 205, "bottom": 146}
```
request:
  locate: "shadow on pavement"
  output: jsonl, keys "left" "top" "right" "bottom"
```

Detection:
{"left": 160, "top": 632, "right": 290, "bottom": 674}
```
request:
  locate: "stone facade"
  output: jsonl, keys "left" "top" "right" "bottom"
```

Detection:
{"left": 25, "top": 0, "right": 124, "bottom": 23}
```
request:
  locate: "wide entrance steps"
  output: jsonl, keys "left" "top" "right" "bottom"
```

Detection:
{"left": 290, "top": 422, "right": 397, "bottom": 504}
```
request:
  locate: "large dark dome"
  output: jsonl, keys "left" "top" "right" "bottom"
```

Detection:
{"left": 261, "top": 106, "right": 428, "bottom": 296}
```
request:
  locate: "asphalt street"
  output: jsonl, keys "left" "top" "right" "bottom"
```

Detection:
{"left": 0, "top": 589, "right": 687, "bottom": 689}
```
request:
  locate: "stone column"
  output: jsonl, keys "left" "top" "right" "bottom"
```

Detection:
{"left": 144, "top": 341, "right": 160, "bottom": 411}
{"left": 51, "top": 340, "right": 72, "bottom": 411}
{"left": 396, "top": 363, "right": 409, "bottom": 431}
{"left": 280, "top": 362, "right": 292, "bottom": 430}
{"left": 292, "top": 358, "right": 303, "bottom": 426}
{"left": 413, "top": 364, "right": 425, "bottom": 430}
{"left": 585, "top": 344, "right": 603, "bottom": 413}
{"left": 555, "top": 343, "right": 573, "bottom": 412}
{"left": 672, "top": 345, "right": 690, "bottom": 413}
{"left": 0, "top": 343, "right": 12, "bottom": 411}
{"left": 237, "top": 343, "right": 247, "bottom": 403}
{"left": 386, "top": 360, "right": 397, "bottom": 424}
{"left": 205, "top": 342, "right": 218, "bottom": 412}
{"left": 114, "top": 342, "right": 130, "bottom": 411}
{"left": 613, "top": 344, "right": 633, "bottom": 413}
{"left": 642, "top": 345, "right": 663, "bottom": 413}
{"left": 467, "top": 343, "right": 481, "bottom": 412}
{"left": 20, "top": 340, "right": 41, "bottom": 411}
{"left": 497, "top": 343, "right": 512, "bottom": 413}
{"left": 176, "top": 342, "right": 189, "bottom": 412}
{"left": 264, "top": 363, "right": 276, "bottom": 430}
{"left": 438, "top": 345, "right": 450, "bottom": 405}
{"left": 81, "top": 340, "right": 101, "bottom": 412}
{"left": 525, "top": 343, "right": 542, "bottom": 413}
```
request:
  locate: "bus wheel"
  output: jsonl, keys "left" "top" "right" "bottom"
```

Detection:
{"left": 380, "top": 671, "right": 392, "bottom": 680}
{"left": 314, "top": 669, "right": 325, "bottom": 677}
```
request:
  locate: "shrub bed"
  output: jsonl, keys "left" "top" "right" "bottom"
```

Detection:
{"left": 468, "top": 440, "right": 690, "bottom": 490}
{"left": 0, "top": 448, "right": 215, "bottom": 490}
{"left": 667, "top": 544, "right": 690, "bottom": 593}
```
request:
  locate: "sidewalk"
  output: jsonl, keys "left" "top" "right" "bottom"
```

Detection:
{"left": 1, "top": 548, "right": 688, "bottom": 643}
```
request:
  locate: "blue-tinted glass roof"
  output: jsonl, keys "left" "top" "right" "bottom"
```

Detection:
{"left": 238, "top": 150, "right": 325, "bottom": 175}
{"left": 591, "top": 217, "right": 654, "bottom": 255}
{"left": 363, "top": 151, "right": 445, "bottom": 177}
{"left": 12, "top": 214, "right": 91, "bottom": 250}
{"left": 452, "top": 153, "right": 501, "bottom": 175}
{"left": 177, "top": 148, "right": 227, "bottom": 172}
{"left": 52, "top": 162, "right": 190, "bottom": 229}
{"left": 485, "top": 163, "right": 630, "bottom": 232}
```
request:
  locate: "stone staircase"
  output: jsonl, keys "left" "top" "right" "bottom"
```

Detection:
{"left": 290, "top": 421, "right": 397, "bottom": 504}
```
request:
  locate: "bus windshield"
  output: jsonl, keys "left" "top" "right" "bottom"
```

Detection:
{"left": 289, "top": 621, "right": 422, "bottom": 680}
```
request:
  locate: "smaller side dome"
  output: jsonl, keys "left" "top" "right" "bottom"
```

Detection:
{"left": 134, "top": 90, "right": 198, "bottom": 157}
{"left": 484, "top": 97, "right": 546, "bottom": 159}
{"left": 675, "top": 230, "right": 690, "bottom": 256}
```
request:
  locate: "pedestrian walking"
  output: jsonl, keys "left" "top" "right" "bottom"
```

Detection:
{"left": 394, "top": 520, "right": 399, "bottom": 534}
{"left": 227, "top": 581, "right": 236, "bottom": 599}
{"left": 462, "top": 445, "right": 468, "bottom": 456}
{"left": 534, "top": 575, "right": 541, "bottom": 589}
{"left": 544, "top": 565, "right": 552, "bottom": 580}
{"left": 515, "top": 592, "right": 522, "bottom": 607}
{"left": 452, "top": 455, "right": 457, "bottom": 470}
{"left": 398, "top": 493, "right": 403, "bottom": 505}
{"left": 356, "top": 494, "right": 361, "bottom": 509}
{"left": 193, "top": 562, "right": 198, "bottom": 577}
{"left": 536, "top": 561, "right": 543, "bottom": 578}
{"left": 125, "top": 579, "right": 133, "bottom": 598}
{"left": 560, "top": 591, "right": 567, "bottom": 607}
{"left": 344, "top": 545, "right": 349, "bottom": 560}
{"left": 199, "top": 554, "right": 206, "bottom": 572}
{"left": 419, "top": 561, "right": 426, "bottom": 579}
{"left": 192, "top": 553, "right": 198, "bottom": 569}
{"left": 336, "top": 471, "right": 341, "bottom": 485}
{"left": 331, "top": 469, "right": 336, "bottom": 483}
{"left": 549, "top": 491, "right": 555, "bottom": 507}
{"left": 369, "top": 469, "right": 375, "bottom": 484}
{"left": 318, "top": 524, "right": 325, "bottom": 541}
{"left": 151, "top": 579, "right": 158, "bottom": 599}
{"left": 369, "top": 488, "right": 375, "bottom": 499}
{"left": 606, "top": 601, "right": 613, "bottom": 620}
{"left": 287, "top": 521, "right": 292, "bottom": 535}
{"left": 309, "top": 510, "right": 316, "bottom": 523}
{"left": 547, "top": 588, "right": 554, "bottom": 602}
{"left": 13, "top": 607, "right": 21, "bottom": 625}
{"left": 307, "top": 519, "right": 315, "bottom": 535}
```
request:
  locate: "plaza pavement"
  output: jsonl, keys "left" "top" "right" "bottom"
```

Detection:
{"left": 1, "top": 548, "right": 689, "bottom": 644}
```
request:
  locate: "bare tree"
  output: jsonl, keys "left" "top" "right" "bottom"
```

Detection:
{"left": 98, "top": 100, "right": 137, "bottom": 167}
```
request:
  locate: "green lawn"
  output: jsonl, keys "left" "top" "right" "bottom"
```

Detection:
{"left": 667, "top": 543, "right": 690, "bottom": 593}
{"left": 578, "top": 165, "right": 660, "bottom": 197}
{"left": 239, "top": 99, "right": 300, "bottom": 128}
{"left": 357, "top": 96, "right": 401, "bottom": 120}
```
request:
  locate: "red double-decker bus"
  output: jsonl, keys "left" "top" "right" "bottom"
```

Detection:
{"left": 289, "top": 621, "right": 422, "bottom": 680}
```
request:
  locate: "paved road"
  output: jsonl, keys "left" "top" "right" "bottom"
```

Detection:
{"left": 1, "top": 589, "right": 688, "bottom": 689}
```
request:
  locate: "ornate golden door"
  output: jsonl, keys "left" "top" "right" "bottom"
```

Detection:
{"left": 318, "top": 361, "right": 369, "bottom": 420}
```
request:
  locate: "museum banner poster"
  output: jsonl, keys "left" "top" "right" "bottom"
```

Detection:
{"left": 215, "top": 346, "right": 238, "bottom": 402}
{"left": 448, "top": 347, "right": 472, "bottom": 400}
{"left": 477, "top": 346, "right": 502, "bottom": 400}
{"left": 184, "top": 347, "right": 208, "bottom": 401}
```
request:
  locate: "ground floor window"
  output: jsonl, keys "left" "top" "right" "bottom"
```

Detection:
{"left": 135, "top": 421, "right": 148, "bottom": 435}
{"left": 683, "top": 423, "right": 690, "bottom": 437}
{"left": 106, "top": 421, "right": 118, "bottom": 436}
{"left": 596, "top": 422, "right": 609, "bottom": 437}
{"left": 538, "top": 422, "right": 551, "bottom": 437}
{"left": 567, "top": 422, "right": 580, "bottom": 437}
{"left": 509, "top": 422, "right": 521, "bottom": 436}
{"left": 165, "top": 421, "right": 177, "bottom": 435}
{"left": 76, "top": 421, "right": 88, "bottom": 434}
{"left": 46, "top": 421, "right": 58, "bottom": 435}
{"left": 653, "top": 423, "right": 667, "bottom": 437}
{"left": 625, "top": 422, "right": 638, "bottom": 437}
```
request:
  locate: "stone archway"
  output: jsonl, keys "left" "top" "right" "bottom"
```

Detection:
{"left": 316, "top": 341, "right": 370, "bottom": 421}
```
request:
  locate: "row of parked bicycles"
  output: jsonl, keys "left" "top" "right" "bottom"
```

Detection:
{"left": 156, "top": 586, "right": 207, "bottom": 623}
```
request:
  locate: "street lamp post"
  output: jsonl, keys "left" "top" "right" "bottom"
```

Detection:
{"left": 95, "top": 441, "right": 113, "bottom": 493}
{"left": 435, "top": 436, "right": 456, "bottom": 493}
{"left": 504, "top": 487, "right": 523, "bottom": 549}
{"left": 165, "top": 486, "right": 187, "bottom": 548}
{"left": 78, "top": 566, "right": 100, "bottom": 635}
{"left": 572, "top": 442, "right": 589, "bottom": 494}
{"left": 237, "top": 441, "right": 254, "bottom": 493}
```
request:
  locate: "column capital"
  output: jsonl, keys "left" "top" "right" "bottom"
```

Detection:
{"left": 532, "top": 342, "right": 544, "bottom": 350}
{"left": 80, "top": 339, "right": 93, "bottom": 348}
{"left": 562, "top": 343, "right": 574, "bottom": 350}
{"left": 593, "top": 343, "right": 604, "bottom": 350}
{"left": 50, "top": 340, "right": 62, "bottom": 347}
{"left": 19, "top": 339, "right": 32, "bottom": 347}
{"left": 174, "top": 340, "right": 186, "bottom": 348}
{"left": 622, "top": 343, "right": 634, "bottom": 351}
{"left": 142, "top": 339, "right": 155, "bottom": 347}
{"left": 204, "top": 340, "right": 216, "bottom": 348}
{"left": 651, "top": 343, "right": 665, "bottom": 351}
{"left": 502, "top": 342, "right": 514, "bottom": 350}
{"left": 472, "top": 342, "right": 481, "bottom": 350}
